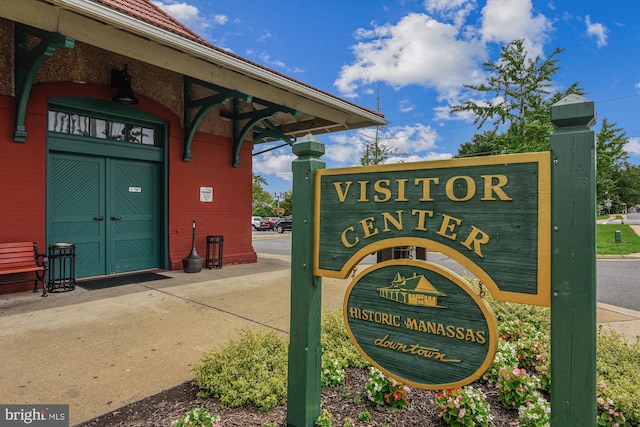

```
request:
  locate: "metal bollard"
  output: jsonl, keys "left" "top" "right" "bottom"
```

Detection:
{"left": 615, "top": 230, "right": 622, "bottom": 243}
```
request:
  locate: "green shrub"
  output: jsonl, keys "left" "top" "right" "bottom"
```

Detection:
{"left": 316, "top": 409, "right": 333, "bottom": 427}
{"left": 321, "top": 310, "right": 367, "bottom": 368}
{"left": 321, "top": 353, "right": 346, "bottom": 387}
{"left": 191, "top": 329, "right": 288, "bottom": 411}
{"left": 171, "top": 408, "right": 221, "bottom": 427}
{"left": 490, "top": 300, "right": 550, "bottom": 336}
{"left": 596, "top": 329, "right": 640, "bottom": 423}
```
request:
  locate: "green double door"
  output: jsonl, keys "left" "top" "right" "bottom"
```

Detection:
{"left": 48, "top": 153, "right": 160, "bottom": 278}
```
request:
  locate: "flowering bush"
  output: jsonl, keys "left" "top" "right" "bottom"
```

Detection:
{"left": 481, "top": 340, "right": 519, "bottom": 385}
{"left": 499, "top": 319, "right": 542, "bottom": 342}
{"left": 596, "top": 382, "right": 626, "bottom": 426}
{"left": 364, "top": 366, "right": 410, "bottom": 408}
{"left": 435, "top": 386, "right": 494, "bottom": 426}
{"left": 518, "top": 391, "right": 550, "bottom": 427}
{"left": 172, "top": 408, "right": 221, "bottom": 427}
{"left": 515, "top": 337, "right": 551, "bottom": 392}
{"left": 321, "top": 353, "right": 346, "bottom": 387}
{"left": 496, "top": 365, "right": 539, "bottom": 409}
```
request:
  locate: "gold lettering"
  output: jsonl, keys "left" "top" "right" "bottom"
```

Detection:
{"left": 481, "top": 175, "right": 512, "bottom": 201}
{"left": 333, "top": 181, "right": 352, "bottom": 202}
{"left": 427, "top": 321, "right": 437, "bottom": 334}
{"left": 411, "top": 209, "right": 433, "bottom": 231}
{"left": 392, "top": 315, "right": 401, "bottom": 327}
{"left": 360, "top": 217, "right": 379, "bottom": 238}
{"left": 465, "top": 329, "right": 476, "bottom": 342}
{"left": 437, "top": 214, "right": 462, "bottom": 240}
{"left": 446, "top": 325, "right": 456, "bottom": 338}
{"left": 456, "top": 327, "right": 465, "bottom": 340}
{"left": 405, "top": 318, "right": 417, "bottom": 330}
{"left": 381, "top": 210, "right": 404, "bottom": 232}
{"left": 461, "top": 225, "right": 490, "bottom": 257}
{"left": 396, "top": 179, "right": 408, "bottom": 201}
{"left": 446, "top": 176, "right": 476, "bottom": 201}
{"left": 341, "top": 226, "right": 359, "bottom": 248}
{"left": 415, "top": 177, "right": 439, "bottom": 201}
{"left": 476, "top": 331, "right": 486, "bottom": 344}
{"left": 373, "top": 180, "right": 391, "bottom": 202}
{"left": 357, "top": 181, "right": 369, "bottom": 202}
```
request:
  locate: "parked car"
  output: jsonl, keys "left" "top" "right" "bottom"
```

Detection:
{"left": 259, "top": 217, "right": 278, "bottom": 231}
{"left": 251, "top": 216, "right": 263, "bottom": 230}
{"left": 274, "top": 216, "right": 292, "bottom": 233}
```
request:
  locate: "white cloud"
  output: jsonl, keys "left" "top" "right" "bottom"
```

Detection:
{"left": 424, "top": 0, "right": 478, "bottom": 28}
{"left": 252, "top": 147, "right": 295, "bottom": 182}
{"left": 334, "top": 13, "right": 486, "bottom": 100}
{"left": 324, "top": 124, "right": 442, "bottom": 167}
{"left": 399, "top": 99, "right": 415, "bottom": 113}
{"left": 152, "top": 1, "right": 226, "bottom": 35}
{"left": 480, "top": 0, "right": 552, "bottom": 58}
{"left": 625, "top": 137, "right": 640, "bottom": 156}
{"left": 259, "top": 52, "right": 286, "bottom": 69}
{"left": 335, "top": 0, "right": 554, "bottom": 105}
{"left": 585, "top": 15, "right": 608, "bottom": 48}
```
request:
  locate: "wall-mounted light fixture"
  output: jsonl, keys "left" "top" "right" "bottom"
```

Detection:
{"left": 110, "top": 64, "right": 138, "bottom": 105}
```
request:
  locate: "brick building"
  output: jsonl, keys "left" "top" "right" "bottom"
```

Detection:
{"left": 0, "top": 0, "right": 385, "bottom": 293}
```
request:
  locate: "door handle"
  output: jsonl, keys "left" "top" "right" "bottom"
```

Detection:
{"left": 93, "top": 215, "right": 104, "bottom": 221}
{"left": 111, "top": 215, "right": 122, "bottom": 220}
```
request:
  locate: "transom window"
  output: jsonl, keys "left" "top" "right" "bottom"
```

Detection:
{"left": 48, "top": 110, "right": 156, "bottom": 145}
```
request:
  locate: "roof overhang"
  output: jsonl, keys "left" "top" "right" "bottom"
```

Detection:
{"left": 2, "top": 0, "right": 386, "bottom": 142}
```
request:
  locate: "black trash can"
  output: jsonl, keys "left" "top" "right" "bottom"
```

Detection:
{"left": 47, "top": 243, "right": 76, "bottom": 292}
{"left": 205, "top": 235, "right": 224, "bottom": 269}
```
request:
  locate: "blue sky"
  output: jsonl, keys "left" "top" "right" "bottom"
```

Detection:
{"left": 154, "top": 0, "right": 640, "bottom": 194}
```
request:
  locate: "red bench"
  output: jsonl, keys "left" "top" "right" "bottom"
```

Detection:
{"left": 0, "top": 242, "right": 48, "bottom": 296}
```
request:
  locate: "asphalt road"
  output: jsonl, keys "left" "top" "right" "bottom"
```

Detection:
{"left": 252, "top": 231, "right": 640, "bottom": 312}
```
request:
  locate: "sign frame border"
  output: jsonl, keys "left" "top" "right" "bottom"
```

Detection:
{"left": 314, "top": 152, "right": 551, "bottom": 306}
{"left": 343, "top": 259, "right": 499, "bottom": 390}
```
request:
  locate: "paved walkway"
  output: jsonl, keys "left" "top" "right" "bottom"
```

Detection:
{"left": 0, "top": 251, "right": 638, "bottom": 425}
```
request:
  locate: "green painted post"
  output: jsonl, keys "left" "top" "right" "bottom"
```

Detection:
{"left": 550, "top": 94, "right": 597, "bottom": 426}
{"left": 286, "top": 135, "right": 325, "bottom": 427}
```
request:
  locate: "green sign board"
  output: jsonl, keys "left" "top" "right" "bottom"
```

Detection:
{"left": 344, "top": 260, "right": 498, "bottom": 389}
{"left": 315, "top": 153, "right": 550, "bottom": 306}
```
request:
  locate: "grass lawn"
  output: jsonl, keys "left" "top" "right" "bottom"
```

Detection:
{"left": 596, "top": 224, "right": 640, "bottom": 255}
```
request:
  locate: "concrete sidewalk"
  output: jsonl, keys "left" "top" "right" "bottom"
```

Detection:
{"left": 0, "top": 252, "right": 639, "bottom": 426}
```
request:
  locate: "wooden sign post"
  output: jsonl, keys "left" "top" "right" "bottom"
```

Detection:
{"left": 286, "top": 95, "right": 596, "bottom": 426}
{"left": 550, "top": 95, "right": 597, "bottom": 426}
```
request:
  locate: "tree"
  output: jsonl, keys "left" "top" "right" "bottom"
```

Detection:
{"left": 252, "top": 174, "right": 274, "bottom": 216}
{"left": 615, "top": 164, "right": 640, "bottom": 208}
{"left": 450, "top": 39, "right": 584, "bottom": 153}
{"left": 279, "top": 191, "right": 293, "bottom": 216}
{"left": 456, "top": 130, "right": 504, "bottom": 157}
{"left": 360, "top": 133, "right": 404, "bottom": 165}
{"left": 596, "top": 119, "right": 632, "bottom": 207}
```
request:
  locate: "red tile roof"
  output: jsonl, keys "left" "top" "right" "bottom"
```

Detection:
{"left": 93, "top": 0, "right": 213, "bottom": 47}
{"left": 90, "top": 0, "right": 383, "bottom": 119}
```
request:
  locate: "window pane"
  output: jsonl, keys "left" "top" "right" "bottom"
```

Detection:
{"left": 108, "top": 122, "right": 126, "bottom": 141}
{"left": 69, "top": 114, "right": 91, "bottom": 136}
{"left": 91, "top": 118, "right": 108, "bottom": 139}
{"left": 140, "top": 128, "right": 155, "bottom": 145}
{"left": 48, "top": 111, "right": 69, "bottom": 133}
